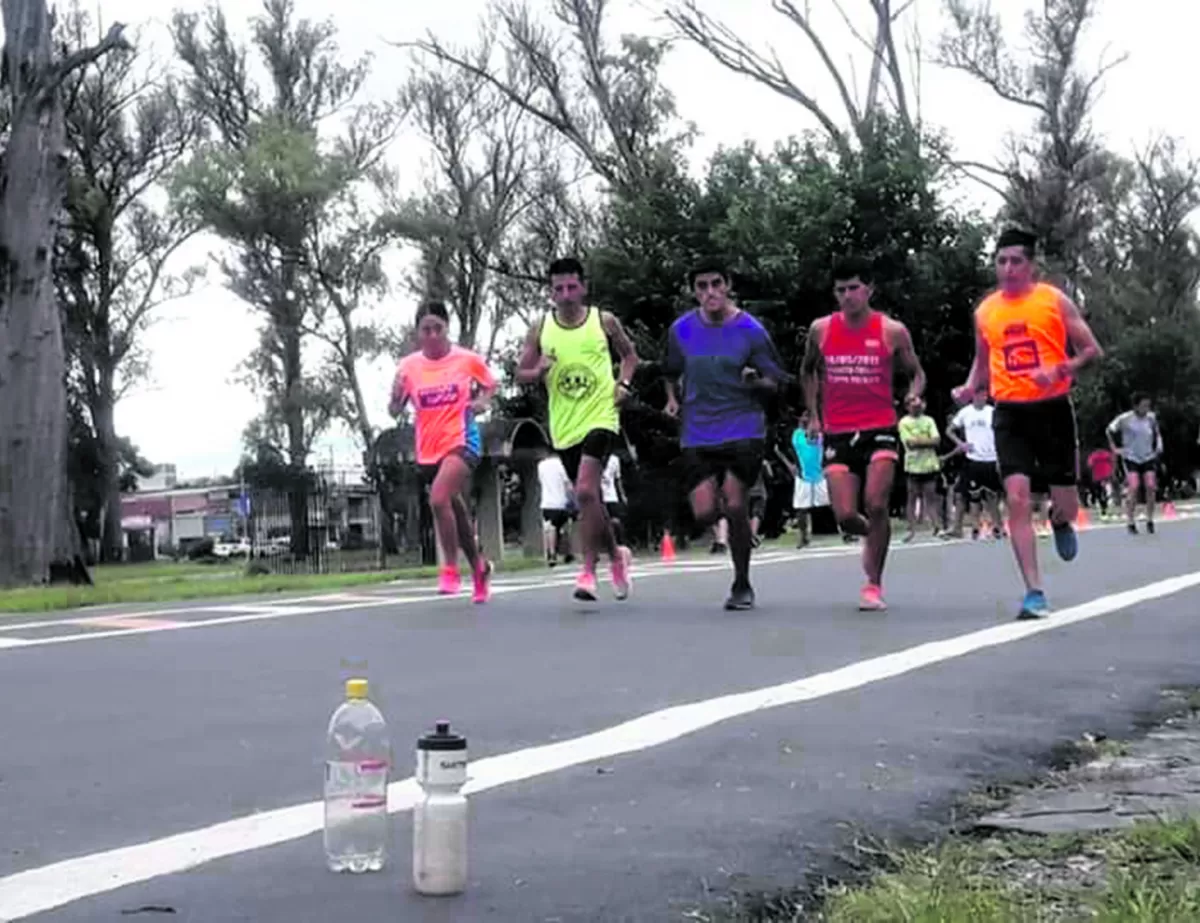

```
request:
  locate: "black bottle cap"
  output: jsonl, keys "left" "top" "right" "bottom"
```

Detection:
{"left": 418, "top": 720, "right": 467, "bottom": 751}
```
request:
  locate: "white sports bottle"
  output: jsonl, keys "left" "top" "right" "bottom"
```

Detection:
{"left": 324, "top": 677, "right": 391, "bottom": 872}
{"left": 412, "top": 720, "right": 469, "bottom": 895}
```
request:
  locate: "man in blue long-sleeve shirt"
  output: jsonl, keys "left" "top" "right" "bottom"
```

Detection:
{"left": 663, "top": 260, "right": 787, "bottom": 610}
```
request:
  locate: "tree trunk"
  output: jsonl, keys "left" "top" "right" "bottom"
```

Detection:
{"left": 0, "top": 0, "right": 91, "bottom": 588}
{"left": 278, "top": 259, "right": 310, "bottom": 561}
{"left": 92, "top": 389, "right": 124, "bottom": 563}
{"left": 283, "top": 377, "right": 310, "bottom": 562}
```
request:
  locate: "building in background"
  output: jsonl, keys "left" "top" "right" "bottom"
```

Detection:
{"left": 119, "top": 465, "right": 379, "bottom": 559}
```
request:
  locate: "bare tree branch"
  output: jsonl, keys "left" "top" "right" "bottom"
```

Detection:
{"left": 665, "top": 0, "right": 916, "bottom": 157}
{"left": 395, "top": 0, "right": 684, "bottom": 198}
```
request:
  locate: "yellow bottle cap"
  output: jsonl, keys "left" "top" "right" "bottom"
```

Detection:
{"left": 345, "top": 678, "right": 368, "bottom": 699}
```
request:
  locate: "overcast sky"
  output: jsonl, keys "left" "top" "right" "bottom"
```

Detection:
{"left": 92, "top": 0, "right": 1197, "bottom": 480}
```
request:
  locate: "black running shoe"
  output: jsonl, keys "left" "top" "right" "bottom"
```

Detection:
{"left": 724, "top": 582, "right": 755, "bottom": 611}
{"left": 1147, "top": 520, "right": 1156, "bottom": 534}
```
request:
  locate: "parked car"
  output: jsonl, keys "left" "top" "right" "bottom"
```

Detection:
{"left": 212, "top": 538, "right": 252, "bottom": 558}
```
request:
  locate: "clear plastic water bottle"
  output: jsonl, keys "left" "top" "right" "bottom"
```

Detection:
{"left": 413, "top": 720, "right": 469, "bottom": 895}
{"left": 324, "top": 677, "right": 391, "bottom": 872}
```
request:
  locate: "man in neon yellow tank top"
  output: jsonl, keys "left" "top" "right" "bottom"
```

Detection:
{"left": 516, "top": 257, "right": 640, "bottom": 603}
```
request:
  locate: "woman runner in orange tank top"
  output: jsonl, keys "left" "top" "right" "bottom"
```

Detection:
{"left": 953, "top": 228, "right": 1103, "bottom": 620}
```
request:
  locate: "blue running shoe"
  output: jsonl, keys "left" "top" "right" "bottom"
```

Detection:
{"left": 1018, "top": 589, "right": 1050, "bottom": 620}
{"left": 1052, "top": 521, "right": 1078, "bottom": 562}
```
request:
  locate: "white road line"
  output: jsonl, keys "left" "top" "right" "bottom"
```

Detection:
{"left": 1, "top": 569, "right": 1198, "bottom": 920}
{"left": 0, "top": 637, "right": 29, "bottom": 649}
{"left": 0, "top": 535, "right": 949, "bottom": 635}
{"left": 0, "top": 516, "right": 1192, "bottom": 649}
{"left": 0, "top": 545, "right": 897, "bottom": 650}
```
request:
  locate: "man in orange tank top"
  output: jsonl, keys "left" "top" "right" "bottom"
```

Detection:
{"left": 953, "top": 228, "right": 1103, "bottom": 620}
{"left": 801, "top": 257, "right": 927, "bottom": 611}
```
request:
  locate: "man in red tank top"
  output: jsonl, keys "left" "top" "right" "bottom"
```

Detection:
{"left": 800, "top": 257, "right": 927, "bottom": 611}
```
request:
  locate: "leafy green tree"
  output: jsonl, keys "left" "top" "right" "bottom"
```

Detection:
{"left": 56, "top": 6, "right": 203, "bottom": 563}
{"left": 170, "top": 0, "right": 399, "bottom": 557}
{"left": 68, "top": 394, "right": 153, "bottom": 556}
{"left": 1073, "top": 139, "right": 1200, "bottom": 471}
{"left": 938, "top": 0, "right": 1125, "bottom": 284}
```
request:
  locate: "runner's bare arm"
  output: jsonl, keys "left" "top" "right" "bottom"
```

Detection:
{"left": 1057, "top": 292, "right": 1104, "bottom": 379}
{"left": 1106, "top": 413, "right": 1123, "bottom": 453}
{"left": 601, "top": 311, "right": 640, "bottom": 387}
{"left": 889, "top": 319, "right": 926, "bottom": 401}
{"left": 799, "top": 320, "right": 826, "bottom": 422}
{"left": 957, "top": 308, "right": 990, "bottom": 401}
{"left": 515, "top": 319, "right": 547, "bottom": 384}
{"left": 470, "top": 358, "right": 499, "bottom": 412}
{"left": 387, "top": 368, "right": 407, "bottom": 417}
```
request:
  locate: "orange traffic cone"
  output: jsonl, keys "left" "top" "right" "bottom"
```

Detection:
{"left": 1076, "top": 506, "right": 1090, "bottom": 530}
{"left": 1163, "top": 501, "right": 1177, "bottom": 520}
{"left": 660, "top": 531, "right": 676, "bottom": 563}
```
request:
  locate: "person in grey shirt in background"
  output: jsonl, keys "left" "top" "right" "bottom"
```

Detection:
{"left": 1107, "top": 392, "right": 1165, "bottom": 534}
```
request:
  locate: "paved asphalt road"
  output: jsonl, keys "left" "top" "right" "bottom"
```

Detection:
{"left": 1, "top": 515, "right": 1199, "bottom": 922}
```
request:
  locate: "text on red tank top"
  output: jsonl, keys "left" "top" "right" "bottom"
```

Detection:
{"left": 821, "top": 311, "right": 897, "bottom": 433}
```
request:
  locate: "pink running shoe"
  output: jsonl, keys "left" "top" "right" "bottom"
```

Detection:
{"left": 573, "top": 570, "right": 598, "bottom": 602}
{"left": 437, "top": 565, "right": 461, "bottom": 596}
{"left": 858, "top": 583, "right": 887, "bottom": 611}
{"left": 471, "top": 560, "right": 493, "bottom": 604}
{"left": 611, "top": 546, "right": 633, "bottom": 600}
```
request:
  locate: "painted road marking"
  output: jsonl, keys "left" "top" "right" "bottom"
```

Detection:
{"left": 0, "top": 541, "right": 940, "bottom": 650}
{"left": 0, "top": 514, "right": 1192, "bottom": 649}
{"left": 73, "top": 616, "right": 187, "bottom": 631}
{"left": 0, "top": 637, "right": 29, "bottom": 649}
{"left": 1, "top": 569, "right": 1198, "bottom": 920}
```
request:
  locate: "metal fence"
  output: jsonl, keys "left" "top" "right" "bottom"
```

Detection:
{"left": 241, "top": 477, "right": 394, "bottom": 575}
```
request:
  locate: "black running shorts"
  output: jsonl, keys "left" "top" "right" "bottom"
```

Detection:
{"left": 958, "top": 459, "right": 1002, "bottom": 498}
{"left": 992, "top": 396, "right": 1079, "bottom": 487}
{"left": 680, "top": 439, "right": 765, "bottom": 494}
{"left": 558, "top": 429, "right": 617, "bottom": 485}
{"left": 822, "top": 427, "right": 901, "bottom": 478}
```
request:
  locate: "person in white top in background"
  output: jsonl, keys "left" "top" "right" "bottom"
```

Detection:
{"left": 600, "top": 453, "right": 628, "bottom": 549}
{"left": 537, "top": 451, "right": 575, "bottom": 566}
{"left": 1107, "top": 392, "right": 1165, "bottom": 534}
{"left": 946, "top": 383, "right": 1003, "bottom": 540}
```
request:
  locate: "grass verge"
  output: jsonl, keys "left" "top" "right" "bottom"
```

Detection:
{"left": 695, "top": 689, "right": 1200, "bottom": 922}
{"left": 813, "top": 818, "right": 1200, "bottom": 922}
{"left": 692, "top": 817, "right": 1200, "bottom": 923}
{"left": 0, "top": 554, "right": 552, "bottom": 614}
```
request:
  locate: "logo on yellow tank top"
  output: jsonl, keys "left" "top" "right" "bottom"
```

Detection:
{"left": 554, "top": 363, "right": 598, "bottom": 401}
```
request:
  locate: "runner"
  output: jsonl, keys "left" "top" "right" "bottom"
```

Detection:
{"left": 947, "top": 384, "right": 1003, "bottom": 540}
{"left": 537, "top": 450, "right": 573, "bottom": 566}
{"left": 747, "top": 460, "right": 770, "bottom": 548}
{"left": 800, "top": 256, "right": 926, "bottom": 611}
{"left": 1084, "top": 444, "right": 1115, "bottom": 518}
{"left": 600, "top": 451, "right": 628, "bottom": 549}
{"left": 898, "top": 395, "right": 943, "bottom": 542}
{"left": 953, "top": 227, "right": 1104, "bottom": 619}
{"left": 388, "top": 301, "right": 496, "bottom": 603}
{"left": 515, "top": 257, "right": 638, "bottom": 602}
{"left": 1107, "top": 393, "right": 1164, "bottom": 534}
{"left": 664, "top": 260, "right": 787, "bottom": 610}
{"left": 779, "top": 410, "right": 829, "bottom": 548}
